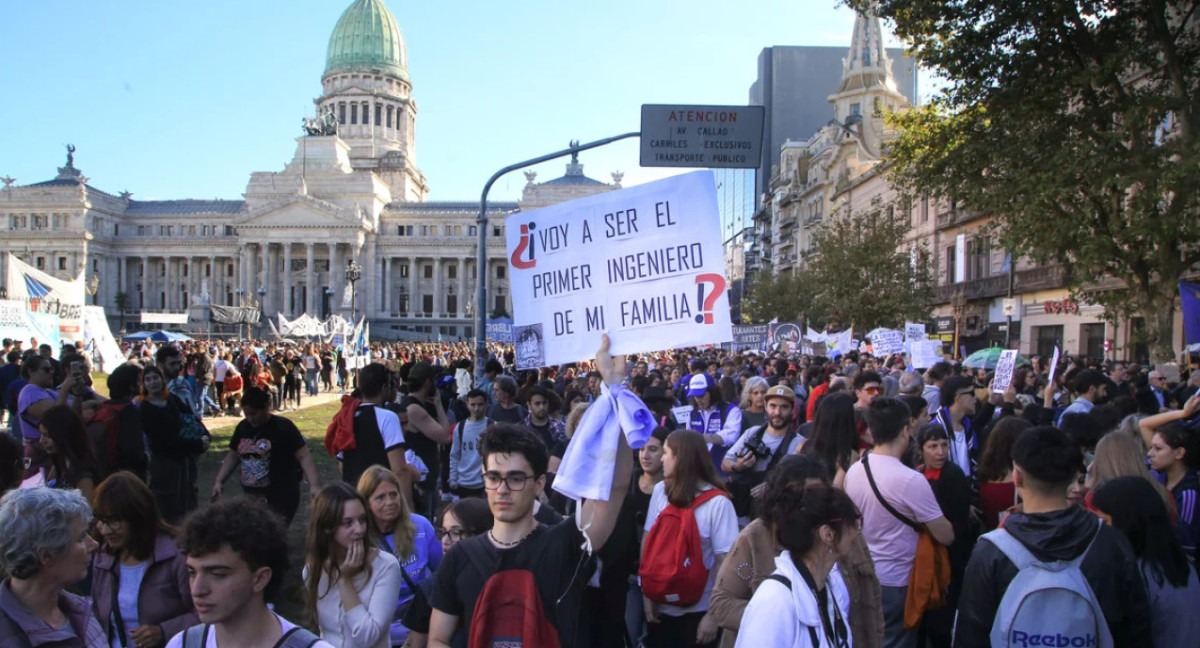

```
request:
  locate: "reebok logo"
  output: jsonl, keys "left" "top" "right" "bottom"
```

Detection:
{"left": 1011, "top": 631, "right": 1097, "bottom": 647}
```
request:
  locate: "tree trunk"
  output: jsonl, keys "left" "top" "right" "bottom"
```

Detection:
{"left": 1145, "top": 299, "right": 1178, "bottom": 365}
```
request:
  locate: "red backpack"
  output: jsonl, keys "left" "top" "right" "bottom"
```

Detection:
{"left": 87, "top": 401, "right": 131, "bottom": 478}
{"left": 462, "top": 535, "right": 561, "bottom": 648}
{"left": 639, "top": 488, "right": 728, "bottom": 606}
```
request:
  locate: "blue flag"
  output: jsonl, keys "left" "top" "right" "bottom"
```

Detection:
{"left": 1181, "top": 281, "right": 1200, "bottom": 344}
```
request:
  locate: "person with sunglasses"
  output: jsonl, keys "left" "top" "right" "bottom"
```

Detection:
{"left": 852, "top": 371, "right": 884, "bottom": 451}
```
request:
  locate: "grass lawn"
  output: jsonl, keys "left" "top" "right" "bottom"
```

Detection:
{"left": 201, "top": 399, "right": 345, "bottom": 623}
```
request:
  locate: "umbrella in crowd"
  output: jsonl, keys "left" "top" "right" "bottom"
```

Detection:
{"left": 962, "top": 347, "right": 1032, "bottom": 370}
{"left": 122, "top": 330, "right": 193, "bottom": 343}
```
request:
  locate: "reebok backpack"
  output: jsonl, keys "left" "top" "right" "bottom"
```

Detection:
{"left": 639, "top": 488, "right": 728, "bottom": 606}
{"left": 983, "top": 519, "right": 1114, "bottom": 648}
{"left": 462, "top": 535, "right": 561, "bottom": 648}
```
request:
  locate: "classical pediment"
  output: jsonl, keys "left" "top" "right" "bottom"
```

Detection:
{"left": 234, "top": 194, "right": 372, "bottom": 231}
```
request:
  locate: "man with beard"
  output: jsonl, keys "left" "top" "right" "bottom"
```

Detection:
{"left": 722, "top": 385, "right": 804, "bottom": 520}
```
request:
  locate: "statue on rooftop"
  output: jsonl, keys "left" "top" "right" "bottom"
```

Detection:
{"left": 65, "top": 144, "right": 75, "bottom": 168}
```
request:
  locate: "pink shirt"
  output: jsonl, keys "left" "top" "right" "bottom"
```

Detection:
{"left": 844, "top": 453, "right": 945, "bottom": 587}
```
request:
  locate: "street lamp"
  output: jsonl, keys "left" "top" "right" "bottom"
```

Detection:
{"left": 257, "top": 286, "right": 267, "bottom": 340}
{"left": 235, "top": 288, "right": 246, "bottom": 340}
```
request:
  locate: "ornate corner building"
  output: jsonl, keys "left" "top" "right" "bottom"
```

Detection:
{"left": 0, "top": 0, "right": 617, "bottom": 340}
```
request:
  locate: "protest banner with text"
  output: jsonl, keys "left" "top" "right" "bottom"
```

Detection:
{"left": 506, "top": 171, "right": 732, "bottom": 369}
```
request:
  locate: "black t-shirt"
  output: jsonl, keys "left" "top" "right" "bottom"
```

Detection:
{"left": 398, "top": 395, "right": 440, "bottom": 477}
{"left": 486, "top": 403, "right": 526, "bottom": 424}
{"left": 229, "top": 415, "right": 306, "bottom": 502}
{"left": 430, "top": 521, "right": 594, "bottom": 648}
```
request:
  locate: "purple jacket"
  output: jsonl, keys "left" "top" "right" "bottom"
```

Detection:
{"left": 89, "top": 534, "right": 198, "bottom": 644}
{"left": 0, "top": 580, "right": 106, "bottom": 648}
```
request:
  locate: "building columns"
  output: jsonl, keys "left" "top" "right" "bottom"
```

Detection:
{"left": 408, "top": 257, "right": 418, "bottom": 314}
{"left": 432, "top": 258, "right": 442, "bottom": 318}
{"left": 282, "top": 243, "right": 293, "bottom": 316}
{"left": 306, "top": 243, "right": 316, "bottom": 314}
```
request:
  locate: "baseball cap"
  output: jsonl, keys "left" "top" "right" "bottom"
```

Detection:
{"left": 686, "top": 373, "right": 715, "bottom": 398}
{"left": 764, "top": 385, "right": 796, "bottom": 405}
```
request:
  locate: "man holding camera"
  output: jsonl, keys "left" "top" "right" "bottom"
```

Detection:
{"left": 721, "top": 385, "right": 803, "bottom": 523}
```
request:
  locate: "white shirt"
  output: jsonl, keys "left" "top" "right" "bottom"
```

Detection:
{"left": 305, "top": 551, "right": 401, "bottom": 648}
{"left": 644, "top": 481, "right": 739, "bottom": 615}
{"left": 735, "top": 552, "right": 852, "bottom": 648}
{"left": 111, "top": 561, "right": 149, "bottom": 648}
{"left": 165, "top": 613, "right": 336, "bottom": 648}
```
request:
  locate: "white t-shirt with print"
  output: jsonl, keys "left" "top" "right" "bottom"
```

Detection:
{"left": 643, "top": 481, "right": 739, "bottom": 616}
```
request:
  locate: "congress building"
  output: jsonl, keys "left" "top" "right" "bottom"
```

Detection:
{"left": 0, "top": 0, "right": 619, "bottom": 340}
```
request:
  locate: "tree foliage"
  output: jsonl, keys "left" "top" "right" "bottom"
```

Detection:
{"left": 802, "top": 207, "right": 935, "bottom": 331}
{"left": 744, "top": 208, "right": 933, "bottom": 330}
{"left": 850, "top": 0, "right": 1200, "bottom": 361}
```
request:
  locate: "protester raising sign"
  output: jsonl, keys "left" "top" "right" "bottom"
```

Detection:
{"left": 506, "top": 171, "right": 732, "bottom": 368}
{"left": 872, "top": 329, "right": 905, "bottom": 355}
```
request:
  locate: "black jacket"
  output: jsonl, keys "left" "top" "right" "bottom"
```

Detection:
{"left": 952, "top": 506, "right": 1153, "bottom": 648}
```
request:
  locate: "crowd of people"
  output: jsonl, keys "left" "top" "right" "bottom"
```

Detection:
{"left": 2, "top": 332, "right": 1200, "bottom": 648}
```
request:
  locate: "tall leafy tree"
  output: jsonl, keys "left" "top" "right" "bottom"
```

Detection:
{"left": 741, "top": 271, "right": 819, "bottom": 324}
{"left": 852, "top": 0, "right": 1200, "bottom": 361}
{"left": 803, "top": 207, "right": 934, "bottom": 331}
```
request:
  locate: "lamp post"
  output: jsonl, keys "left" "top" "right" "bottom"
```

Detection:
{"left": 257, "top": 287, "right": 267, "bottom": 340}
{"left": 345, "top": 259, "right": 362, "bottom": 369}
{"left": 84, "top": 272, "right": 100, "bottom": 305}
{"left": 951, "top": 288, "right": 968, "bottom": 361}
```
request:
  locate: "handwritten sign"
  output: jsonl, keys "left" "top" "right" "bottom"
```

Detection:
{"left": 904, "top": 322, "right": 927, "bottom": 344}
{"left": 506, "top": 171, "right": 732, "bottom": 368}
{"left": 993, "top": 350, "right": 1019, "bottom": 394}
{"left": 671, "top": 405, "right": 692, "bottom": 427}
{"left": 872, "top": 329, "right": 905, "bottom": 356}
{"left": 911, "top": 340, "right": 942, "bottom": 369}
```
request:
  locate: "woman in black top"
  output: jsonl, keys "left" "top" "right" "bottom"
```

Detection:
{"left": 38, "top": 404, "right": 100, "bottom": 503}
{"left": 624, "top": 427, "right": 669, "bottom": 646}
{"left": 139, "top": 366, "right": 208, "bottom": 525}
{"left": 914, "top": 422, "right": 972, "bottom": 648}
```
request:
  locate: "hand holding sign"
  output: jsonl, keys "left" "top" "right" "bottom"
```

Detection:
{"left": 992, "top": 350, "right": 1019, "bottom": 394}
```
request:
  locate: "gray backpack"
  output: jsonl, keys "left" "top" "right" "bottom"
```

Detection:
{"left": 182, "top": 623, "right": 320, "bottom": 648}
{"left": 983, "top": 519, "right": 1114, "bottom": 648}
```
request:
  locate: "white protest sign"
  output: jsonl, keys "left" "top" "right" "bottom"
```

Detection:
{"left": 671, "top": 405, "right": 692, "bottom": 428}
{"left": 904, "top": 322, "right": 926, "bottom": 344}
{"left": 992, "top": 350, "right": 1019, "bottom": 394}
{"left": 873, "top": 329, "right": 905, "bottom": 355}
{"left": 1047, "top": 346, "right": 1060, "bottom": 385}
{"left": 506, "top": 171, "right": 732, "bottom": 369}
{"left": 911, "top": 339, "right": 941, "bottom": 369}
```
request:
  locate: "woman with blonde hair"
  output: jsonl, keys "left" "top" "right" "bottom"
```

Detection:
{"left": 304, "top": 482, "right": 401, "bottom": 648}
{"left": 1087, "top": 431, "right": 1174, "bottom": 515}
{"left": 356, "top": 466, "right": 442, "bottom": 647}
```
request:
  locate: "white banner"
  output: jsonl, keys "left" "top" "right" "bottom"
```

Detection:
{"left": 139, "top": 312, "right": 189, "bottom": 324}
{"left": 84, "top": 306, "right": 126, "bottom": 373}
{"left": 5, "top": 254, "right": 85, "bottom": 341}
{"left": 0, "top": 299, "right": 60, "bottom": 350}
{"left": 506, "top": 171, "right": 732, "bottom": 368}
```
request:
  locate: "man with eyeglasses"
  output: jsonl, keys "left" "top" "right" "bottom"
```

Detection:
{"left": 428, "top": 335, "right": 637, "bottom": 648}
{"left": 852, "top": 370, "right": 883, "bottom": 448}
{"left": 1142, "top": 370, "right": 1172, "bottom": 413}
{"left": 933, "top": 376, "right": 983, "bottom": 484}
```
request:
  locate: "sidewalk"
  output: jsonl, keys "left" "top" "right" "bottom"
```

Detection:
{"left": 203, "top": 389, "right": 345, "bottom": 431}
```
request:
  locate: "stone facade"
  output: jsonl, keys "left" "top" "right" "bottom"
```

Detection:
{"left": 0, "top": 0, "right": 618, "bottom": 341}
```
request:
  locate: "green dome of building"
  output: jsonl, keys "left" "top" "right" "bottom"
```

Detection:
{"left": 325, "top": 0, "right": 408, "bottom": 80}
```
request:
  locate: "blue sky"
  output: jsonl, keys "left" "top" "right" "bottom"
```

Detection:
{"left": 0, "top": 1, "right": 903, "bottom": 204}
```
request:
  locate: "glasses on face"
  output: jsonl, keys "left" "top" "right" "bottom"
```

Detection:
{"left": 435, "top": 527, "right": 466, "bottom": 542}
{"left": 862, "top": 386, "right": 882, "bottom": 395}
{"left": 94, "top": 517, "right": 125, "bottom": 530}
{"left": 483, "top": 471, "right": 530, "bottom": 491}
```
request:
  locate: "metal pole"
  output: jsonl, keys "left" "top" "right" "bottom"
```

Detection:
{"left": 473, "top": 131, "right": 641, "bottom": 382}
{"left": 1005, "top": 253, "right": 1015, "bottom": 348}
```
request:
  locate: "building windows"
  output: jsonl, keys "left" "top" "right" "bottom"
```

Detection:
{"left": 422, "top": 294, "right": 433, "bottom": 314}
{"left": 114, "top": 224, "right": 120, "bottom": 236}
{"left": 398, "top": 294, "right": 409, "bottom": 313}
{"left": 969, "top": 238, "right": 990, "bottom": 281}
{"left": 35, "top": 257, "right": 44, "bottom": 269}
{"left": 945, "top": 245, "right": 956, "bottom": 284}
{"left": 495, "top": 265, "right": 505, "bottom": 279}
{"left": 386, "top": 106, "right": 393, "bottom": 129}
{"left": 447, "top": 265, "right": 457, "bottom": 280}
{"left": 849, "top": 103, "right": 861, "bottom": 117}
{"left": 423, "top": 265, "right": 433, "bottom": 279}
{"left": 350, "top": 103, "right": 358, "bottom": 125}
{"left": 447, "top": 295, "right": 457, "bottom": 315}
{"left": 1081, "top": 323, "right": 1105, "bottom": 361}
{"left": 468, "top": 225, "right": 478, "bottom": 236}
{"left": 58, "top": 257, "right": 66, "bottom": 270}
{"left": 339, "top": 103, "right": 346, "bottom": 124}
{"left": 374, "top": 104, "right": 381, "bottom": 126}
{"left": 494, "top": 295, "right": 506, "bottom": 314}
{"left": 492, "top": 226, "right": 501, "bottom": 237}
{"left": 227, "top": 263, "right": 234, "bottom": 277}
{"left": 399, "top": 264, "right": 409, "bottom": 278}
{"left": 397, "top": 225, "right": 413, "bottom": 236}
{"left": 1035, "top": 325, "right": 1063, "bottom": 361}
{"left": 10, "top": 215, "right": 26, "bottom": 229}
{"left": 224, "top": 225, "right": 236, "bottom": 236}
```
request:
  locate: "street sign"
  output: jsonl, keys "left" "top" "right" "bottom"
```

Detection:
{"left": 1002, "top": 298, "right": 1016, "bottom": 317}
{"left": 640, "top": 104, "right": 764, "bottom": 169}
